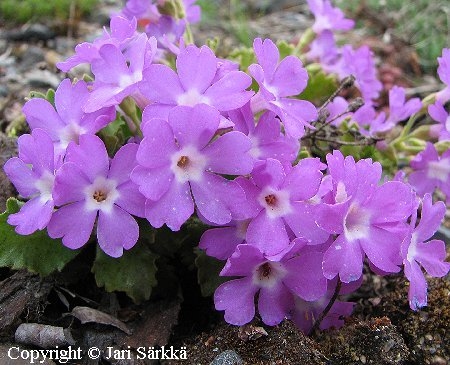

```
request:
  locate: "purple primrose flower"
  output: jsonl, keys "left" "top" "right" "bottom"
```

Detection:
{"left": 3, "top": 129, "right": 57, "bottom": 235}
{"left": 316, "top": 150, "right": 415, "bottom": 283}
{"left": 355, "top": 86, "right": 421, "bottom": 136}
{"left": 214, "top": 243, "right": 327, "bottom": 326}
{"left": 140, "top": 44, "right": 253, "bottom": 125}
{"left": 436, "top": 48, "right": 450, "bottom": 103}
{"left": 401, "top": 194, "right": 450, "bottom": 310}
{"left": 428, "top": 101, "right": 450, "bottom": 141}
{"left": 22, "top": 79, "right": 116, "bottom": 162}
{"left": 249, "top": 38, "right": 318, "bottom": 138}
{"left": 409, "top": 143, "right": 450, "bottom": 204}
{"left": 131, "top": 104, "right": 254, "bottom": 230}
{"left": 307, "top": 0, "right": 354, "bottom": 34}
{"left": 57, "top": 15, "right": 138, "bottom": 72}
{"left": 291, "top": 277, "right": 357, "bottom": 333}
{"left": 47, "top": 135, "right": 145, "bottom": 257}
{"left": 228, "top": 103, "right": 299, "bottom": 165}
{"left": 84, "top": 34, "right": 157, "bottom": 112}
{"left": 241, "top": 158, "right": 329, "bottom": 256}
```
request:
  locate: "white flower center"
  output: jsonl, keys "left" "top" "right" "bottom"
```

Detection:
{"left": 249, "top": 135, "right": 261, "bottom": 159}
{"left": 119, "top": 70, "right": 142, "bottom": 89}
{"left": 406, "top": 232, "right": 418, "bottom": 262}
{"left": 335, "top": 181, "right": 348, "bottom": 203}
{"left": 170, "top": 145, "right": 207, "bottom": 183}
{"left": 344, "top": 203, "right": 371, "bottom": 241}
{"left": 252, "top": 261, "right": 287, "bottom": 289}
{"left": 427, "top": 158, "right": 450, "bottom": 182}
{"left": 177, "top": 89, "right": 210, "bottom": 107}
{"left": 258, "top": 186, "right": 292, "bottom": 219}
{"left": 59, "top": 123, "right": 86, "bottom": 148}
{"left": 84, "top": 176, "right": 119, "bottom": 213}
{"left": 34, "top": 170, "right": 55, "bottom": 203}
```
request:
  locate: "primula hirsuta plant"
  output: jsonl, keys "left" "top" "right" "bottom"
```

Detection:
{"left": 2, "top": 0, "right": 449, "bottom": 335}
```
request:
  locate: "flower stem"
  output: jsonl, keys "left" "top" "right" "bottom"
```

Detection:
{"left": 308, "top": 279, "right": 341, "bottom": 336}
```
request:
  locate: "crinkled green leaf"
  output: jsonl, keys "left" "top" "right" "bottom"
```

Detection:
{"left": 206, "top": 37, "right": 220, "bottom": 53}
{"left": 92, "top": 242, "right": 158, "bottom": 303}
{"left": 299, "top": 70, "right": 338, "bottom": 104}
{"left": 99, "top": 114, "right": 132, "bottom": 155}
{"left": 229, "top": 46, "right": 255, "bottom": 72}
{"left": 195, "top": 250, "right": 227, "bottom": 297}
{"left": 277, "top": 40, "right": 295, "bottom": 59}
{"left": 0, "top": 198, "right": 79, "bottom": 276}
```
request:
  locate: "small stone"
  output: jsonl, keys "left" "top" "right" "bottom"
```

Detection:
{"left": 25, "top": 69, "right": 61, "bottom": 89}
{"left": 210, "top": 350, "right": 243, "bottom": 365}
{"left": 0, "top": 85, "right": 8, "bottom": 97}
{"left": 431, "top": 355, "right": 447, "bottom": 365}
{"left": 3, "top": 24, "right": 55, "bottom": 42}
{"left": 17, "top": 45, "right": 45, "bottom": 72}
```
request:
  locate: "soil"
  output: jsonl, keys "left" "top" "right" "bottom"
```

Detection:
{"left": 0, "top": 1, "right": 449, "bottom": 364}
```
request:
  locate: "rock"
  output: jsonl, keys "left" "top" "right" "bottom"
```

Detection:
{"left": 0, "top": 85, "right": 8, "bottom": 98}
{"left": 210, "top": 350, "right": 243, "bottom": 365}
{"left": 1, "top": 24, "right": 55, "bottom": 43}
{"left": 17, "top": 45, "right": 45, "bottom": 72}
{"left": 25, "top": 69, "right": 61, "bottom": 89}
{"left": 0, "top": 134, "right": 17, "bottom": 212}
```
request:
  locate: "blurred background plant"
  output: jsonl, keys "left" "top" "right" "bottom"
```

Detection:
{"left": 0, "top": 0, "right": 97, "bottom": 24}
{"left": 336, "top": 0, "right": 450, "bottom": 72}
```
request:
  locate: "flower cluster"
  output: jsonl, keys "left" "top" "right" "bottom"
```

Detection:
{"left": 3, "top": 0, "right": 449, "bottom": 334}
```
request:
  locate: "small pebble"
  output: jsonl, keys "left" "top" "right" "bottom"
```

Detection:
{"left": 210, "top": 350, "right": 243, "bottom": 365}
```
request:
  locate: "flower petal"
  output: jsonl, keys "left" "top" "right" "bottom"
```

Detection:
{"left": 176, "top": 45, "right": 217, "bottom": 93}
{"left": 246, "top": 212, "right": 290, "bottom": 255}
{"left": 140, "top": 64, "right": 183, "bottom": 103}
{"left": 138, "top": 118, "right": 176, "bottom": 168}
{"left": 203, "top": 131, "right": 253, "bottom": 175}
{"left": 145, "top": 181, "right": 193, "bottom": 230}
{"left": 65, "top": 134, "right": 109, "bottom": 181}
{"left": 47, "top": 201, "right": 96, "bottom": 249}
{"left": 284, "top": 251, "right": 327, "bottom": 301}
{"left": 131, "top": 165, "right": 173, "bottom": 201}
{"left": 214, "top": 277, "right": 258, "bottom": 325}
{"left": 168, "top": 104, "right": 219, "bottom": 149}
{"left": 191, "top": 174, "right": 244, "bottom": 225}
{"left": 8, "top": 198, "right": 54, "bottom": 235}
{"left": 322, "top": 235, "right": 364, "bottom": 283}
{"left": 258, "top": 284, "right": 293, "bottom": 325}
{"left": 97, "top": 206, "right": 139, "bottom": 257}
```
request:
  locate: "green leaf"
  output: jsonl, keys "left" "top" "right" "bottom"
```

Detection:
{"left": 277, "top": 40, "right": 295, "bottom": 59}
{"left": 195, "top": 250, "right": 227, "bottom": 297}
{"left": 45, "top": 88, "right": 56, "bottom": 105}
{"left": 99, "top": 114, "right": 132, "bottom": 155}
{"left": 299, "top": 70, "right": 338, "bottom": 104}
{"left": 28, "top": 91, "right": 47, "bottom": 100}
{"left": 92, "top": 242, "right": 159, "bottom": 303}
{"left": 229, "top": 46, "right": 255, "bottom": 72}
{"left": 0, "top": 198, "right": 79, "bottom": 276}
